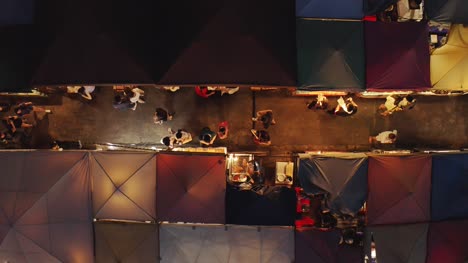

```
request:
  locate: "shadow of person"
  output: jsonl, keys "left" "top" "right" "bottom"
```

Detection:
{"left": 29, "top": 114, "right": 54, "bottom": 149}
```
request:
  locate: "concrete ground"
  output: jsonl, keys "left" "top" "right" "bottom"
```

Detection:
{"left": 1, "top": 87, "right": 467, "bottom": 153}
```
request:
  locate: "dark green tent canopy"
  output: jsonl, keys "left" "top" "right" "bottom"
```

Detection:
{"left": 296, "top": 19, "right": 365, "bottom": 91}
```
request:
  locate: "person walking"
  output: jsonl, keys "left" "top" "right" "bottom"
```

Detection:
{"left": 369, "top": 130, "right": 398, "bottom": 147}
{"left": 14, "top": 102, "right": 51, "bottom": 117}
{"left": 328, "top": 96, "right": 358, "bottom": 116}
{"left": 199, "top": 127, "right": 217, "bottom": 147}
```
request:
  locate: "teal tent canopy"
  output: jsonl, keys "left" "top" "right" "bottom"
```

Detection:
{"left": 296, "top": 19, "right": 365, "bottom": 91}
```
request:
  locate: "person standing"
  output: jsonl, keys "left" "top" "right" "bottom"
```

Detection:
{"left": 195, "top": 86, "right": 216, "bottom": 98}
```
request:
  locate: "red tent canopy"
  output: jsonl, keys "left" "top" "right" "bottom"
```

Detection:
{"left": 426, "top": 220, "right": 468, "bottom": 263}
{"left": 156, "top": 153, "right": 226, "bottom": 224}
{"left": 367, "top": 155, "right": 432, "bottom": 225}
{"left": 365, "top": 22, "right": 430, "bottom": 91}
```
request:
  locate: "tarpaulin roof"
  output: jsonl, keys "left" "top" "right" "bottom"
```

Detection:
{"left": 365, "top": 22, "right": 431, "bottom": 91}
{"left": 94, "top": 221, "right": 159, "bottom": 263}
{"left": 91, "top": 152, "right": 156, "bottom": 221}
{"left": 431, "top": 24, "right": 468, "bottom": 91}
{"left": 155, "top": 0, "right": 297, "bottom": 87}
{"left": 156, "top": 153, "right": 226, "bottom": 224}
{"left": 0, "top": 25, "right": 45, "bottom": 92}
{"left": 364, "top": 0, "right": 398, "bottom": 15}
{"left": 160, "top": 224, "right": 294, "bottom": 263}
{"left": 431, "top": 153, "right": 468, "bottom": 221}
{"left": 0, "top": 0, "right": 35, "bottom": 25}
{"left": 296, "top": 0, "right": 363, "bottom": 19}
{"left": 364, "top": 224, "right": 428, "bottom": 263}
{"left": 298, "top": 154, "right": 368, "bottom": 215}
{"left": 425, "top": 0, "right": 468, "bottom": 23}
{"left": 367, "top": 155, "right": 432, "bottom": 225}
{"left": 426, "top": 220, "right": 468, "bottom": 263}
{"left": 0, "top": 151, "right": 93, "bottom": 262}
{"left": 295, "top": 229, "right": 362, "bottom": 263}
{"left": 296, "top": 20, "right": 365, "bottom": 91}
{"left": 226, "top": 185, "right": 296, "bottom": 226}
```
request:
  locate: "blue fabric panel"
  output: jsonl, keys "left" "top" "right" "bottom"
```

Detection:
{"left": 296, "top": 0, "right": 364, "bottom": 19}
{"left": 431, "top": 154, "right": 468, "bottom": 221}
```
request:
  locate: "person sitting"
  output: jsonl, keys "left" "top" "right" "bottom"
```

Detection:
{"left": 195, "top": 86, "right": 216, "bottom": 98}
{"left": 2, "top": 116, "right": 33, "bottom": 134}
{"left": 199, "top": 127, "right": 217, "bottom": 147}
{"left": 369, "top": 130, "right": 398, "bottom": 146}
{"left": 217, "top": 121, "right": 229, "bottom": 140}
{"left": 14, "top": 102, "right": 50, "bottom": 116}
{"left": 174, "top": 129, "right": 192, "bottom": 145}
{"left": 252, "top": 110, "right": 276, "bottom": 129}
{"left": 328, "top": 97, "right": 358, "bottom": 116}
{"left": 307, "top": 94, "right": 328, "bottom": 110}
{"left": 398, "top": 95, "right": 416, "bottom": 110}
{"left": 113, "top": 95, "right": 134, "bottom": 111}
{"left": 67, "top": 86, "right": 95, "bottom": 100}
{"left": 153, "top": 108, "right": 173, "bottom": 124}
{"left": 160, "top": 136, "right": 176, "bottom": 149}
{"left": 251, "top": 129, "right": 271, "bottom": 146}
{"left": 125, "top": 86, "right": 145, "bottom": 110}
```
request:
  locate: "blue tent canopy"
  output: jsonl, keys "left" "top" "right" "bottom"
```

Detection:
{"left": 0, "top": 0, "right": 35, "bottom": 25}
{"left": 298, "top": 154, "right": 368, "bottom": 215}
{"left": 296, "top": 0, "right": 363, "bottom": 19}
{"left": 426, "top": 0, "right": 468, "bottom": 23}
{"left": 431, "top": 153, "right": 468, "bottom": 221}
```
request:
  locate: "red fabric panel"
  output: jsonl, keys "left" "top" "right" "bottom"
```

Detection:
{"left": 426, "top": 220, "right": 468, "bottom": 263}
{"left": 367, "top": 155, "right": 432, "bottom": 225}
{"left": 156, "top": 153, "right": 226, "bottom": 223}
{"left": 365, "top": 22, "right": 431, "bottom": 91}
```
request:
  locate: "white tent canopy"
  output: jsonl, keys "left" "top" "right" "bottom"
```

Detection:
{"left": 91, "top": 152, "right": 157, "bottom": 221}
{"left": 0, "top": 152, "right": 93, "bottom": 262}
{"left": 159, "top": 224, "right": 294, "bottom": 263}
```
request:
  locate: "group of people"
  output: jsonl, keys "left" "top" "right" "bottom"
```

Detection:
{"left": 195, "top": 86, "right": 240, "bottom": 98}
{"left": 378, "top": 94, "right": 416, "bottom": 117}
{"left": 251, "top": 110, "right": 276, "bottom": 146}
{"left": 307, "top": 94, "right": 358, "bottom": 116}
{"left": 113, "top": 86, "right": 146, "bottom": 111}
{"left": 66, "top": 86, "right": 96, "bottom": 100}
{"left": 0, "top": 102, "right": 51, "bottom": 147}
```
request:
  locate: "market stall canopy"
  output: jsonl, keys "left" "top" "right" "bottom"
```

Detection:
{"left": 0, "top": 25, "right": 46, "bottom": 92}
{"left": 156, "top": 0, "right": 297, "bottom": 87}
{"left": 94, "top": 221, "right": 159, "bottom": 263}
{"left": 0, "top": 0, "right": 35, "bottom": 25}
{"left": 364, "top": 224, "right": 428, "bottom": 263}
{"left": 0, "top": 151, "right": 93, "bottom": 262}
{"left": 431, "top": 24, "right": 468, "bottom": 91}
{"left": 156, "top": 153, "right": 226, "bottom": 224}
{"left": 367, "top": 155, "right": 432, "bottom": 225}
{"left": 298, "top": 154, "right": 368, "bottom": 215}
{"left": 364, "top": 0, "right": 398, "bottom": 15}
{"left": 159, "top": 224, "right": 294, "bottom": 263}
{"left": 426, "top": 220, "right": 468, "bottom": 263}
{"left": 431, "top": 153, "right": 468, "bottom": 221}
{"left": 295, "top": 229, "right": 362, "bottom": 263}
{"left": 296, "top": 20, "right": 365, "bottom": 91}
{"left": 226, "top": 185, "right": 296, "bottom": 226}
{"left": 296, "top": 0, "right": 363, "bottom": 19}
{"left": 91, "top": 152, "right": 156, "bottom": 221}
{"left": 425, "top": 0, "right": 468, "bottom": 23}
{"left": 31, "top": 0, "right": 153, "bottom": 86}
{"left": 365, "top": 22, "right": 431, "bottom": 91}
